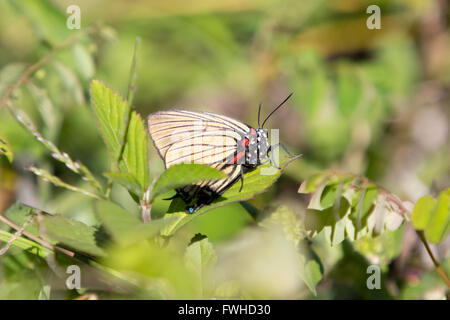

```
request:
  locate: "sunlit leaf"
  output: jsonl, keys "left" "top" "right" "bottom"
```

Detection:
{"left": 120, "top": 111, "right": 149, "bottom": 190}
{"left": 425, "top": 189, "right": 450, "bottom": 244}
{"left": 411, "top": 195, "right": 436, "bottom": 230}
{"left": 90, "top": 80, "right": 149, "bottom": 190}
{"left": 90, "top": 79, "right": 128, "bottom": 161}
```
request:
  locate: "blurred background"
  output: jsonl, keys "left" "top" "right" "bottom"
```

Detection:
{"left": 0, "top": 0, "right": 449, "bottom": 299}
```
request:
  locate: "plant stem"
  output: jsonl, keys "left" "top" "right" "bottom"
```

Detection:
{"left": 416, "top": 230, "right": 450, "bottom": 287}
{"left": 0, "top": 214, "right": 75, "bottom": 257}
{"left": 140, "top": 202, "right": 151, "bottom": 223}
{"left": 140, "top": 186, "right": 152, "bottom": 223}
{"left": 0, "top": 215, "right": 34, "bottom": 255}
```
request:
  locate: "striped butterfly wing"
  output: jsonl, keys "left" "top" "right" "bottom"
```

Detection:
{"left": 147, "top": 110, "right": 250, "bottom": 197}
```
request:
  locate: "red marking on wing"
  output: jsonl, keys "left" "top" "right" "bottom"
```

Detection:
{"left": 232, "top": 151, "right": 245, "bottom": 163}
{"left": 241, "top": 137, "right": 249, "bottom": 147}
{"left": 250, "top": 128, "right": 256, "bottom": 135}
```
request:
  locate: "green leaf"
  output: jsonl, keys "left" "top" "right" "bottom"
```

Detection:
{"left": 305, "top": 197, "right": 351, "bottom": 245}
{"left": 104, "top": 241, "right": 198, "bottom": 299}
{"left": 90, "top": 79, "right": 129, "bottom": 161}
{"left": 4, "top": 202, "right": 104, "bottom": 256}
{"left": 119, "top": 111, "right": 149, "bottom": 190}
{"left": 300, "top": 171, "right": 404, "bottom": 246}
{"left": 349, "top": 184, "right": 379, "bottom": 233}
{"left": 320, "top": 185, "right": 339, "bottom": 209}
{"left": 411, "top": 195, "right": 436, "bottom": 230}
{"left": 90, "top": 80, "right": 149, "bottom": 190}
{"left": 185, "top": 236, "right": 217, "bottom": 297}
{"left": 0, "top": 230, "right": 52, "bottom": 258}
{"left": 4, "top": 202, "right": 39, "bottom": 237}
{"left": 94, "top": 200, "right": 175, "bottom": 246}
{"left": 298, "top": 257, "right": 322, "bottom": 296}
{"left": 94, "top": 200, "right": 140, "bottom": 243}
{"left": 425, "top": 189, "right": 450, "bottom": 244}
{"left": 161, "top": 155, "right": 301, "bottom": 236}
{"left": 150, "top": 164, "right": 226, "bottom": 202}
{"left": 298, "top": 173, "right": 326, "bottom": 194}
{"left": 0, "top": 135, "right": 13, "bottom": 162}
{"left": 41, "top": 215, "right": 105, "bottom": 257}
{"left": 103, "top": 172, "right": 143, "bottom": 199}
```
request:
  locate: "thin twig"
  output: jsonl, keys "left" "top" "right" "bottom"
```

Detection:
{"left": 416, "top": 230, "right": 450, "bottom": 287}
{"left": 0, "top": 214, "right": 75, "bottom": 257}
{"left": 0, "top": 215, "right": 34, "bottom": 255}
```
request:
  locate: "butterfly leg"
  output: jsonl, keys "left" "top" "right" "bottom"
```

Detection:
{"left": 268, "top": 143, "right": 293, "bottom": 169}
{"left": 267, "top": 145, "right": 280, "bottom": 169}
{"left": 271, "top": 143, "right": 293, "bottom": 157}
{"left": 239, "top": 165, "right": 244, "bottom": 192}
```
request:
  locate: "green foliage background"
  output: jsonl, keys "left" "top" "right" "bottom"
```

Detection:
{"left": 0, "top": 0, "right": 449, "bottom": 299}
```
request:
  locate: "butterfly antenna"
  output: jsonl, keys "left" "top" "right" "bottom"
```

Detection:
{"left": 257, "top": 102, "right": 263, "bottom": 128}
{"left": 261, "top": 92, "right": 294, "bottom": 128}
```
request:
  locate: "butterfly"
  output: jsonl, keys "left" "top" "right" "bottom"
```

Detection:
{"left": 147, "top": 94, "right": 293, "bottom": 213}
